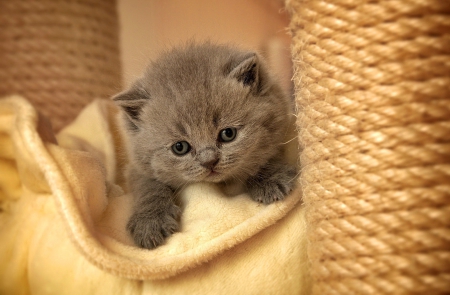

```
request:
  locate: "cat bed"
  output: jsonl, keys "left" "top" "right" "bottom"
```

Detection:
{"left": 0, "top": 96, "right": 310, "bottom": 295}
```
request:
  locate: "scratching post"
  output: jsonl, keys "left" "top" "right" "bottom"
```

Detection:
{"left": 0, "top": 0, "right": 122, "bottom": 131}
{"left": 287, "top": 0, "right": 450, "bottom": 294}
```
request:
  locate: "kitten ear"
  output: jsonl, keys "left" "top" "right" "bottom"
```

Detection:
{"left": 112, "top": 85, "right": 150, "bottom": 129}
{"left": 228, "top": 53, "right": 260, "bottom": 92}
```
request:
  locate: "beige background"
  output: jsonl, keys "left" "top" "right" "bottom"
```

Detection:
{"left": 117, "top": 0, "right": 292, "bottom": 92}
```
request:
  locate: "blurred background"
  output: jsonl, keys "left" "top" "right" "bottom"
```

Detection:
{"left": 118, "top": 0, "right": 293, "bottom": 93}
{"left": 0, "top": 0, "right": 292, "bottom": 131}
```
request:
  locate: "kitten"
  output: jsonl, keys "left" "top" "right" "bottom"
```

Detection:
{"left": 113, "top": 43, "right": 297, "bottom": 249}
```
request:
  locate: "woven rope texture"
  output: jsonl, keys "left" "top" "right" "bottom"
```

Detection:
{"left": 0, "top": 0, "right": 122, "bottom": 131}
{"left": 287, "top": 0, "right": 450, "bottom": 294}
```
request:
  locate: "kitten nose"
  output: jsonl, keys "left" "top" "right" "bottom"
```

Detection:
{"left": 201, "top": 158, "right": 219, "bottom": 170}
{"left": 198, "top": 148, "right": 219, "bottom": 170}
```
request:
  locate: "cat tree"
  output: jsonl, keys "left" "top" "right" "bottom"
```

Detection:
{"left": 0, "top": 0, "right": 122, "bottom": 131}
{"left": 0, "top": 0, "right": 449, "bottom": 294}
{"left": 287, "top": 0, "right": 450, "bottom": 293}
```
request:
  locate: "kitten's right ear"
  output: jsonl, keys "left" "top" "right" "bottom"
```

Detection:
{"left": 112, "top": 85, "right": 150, "bottom": 129}
{"left": 226, "top": 52, "right": 262, "bottom": 94}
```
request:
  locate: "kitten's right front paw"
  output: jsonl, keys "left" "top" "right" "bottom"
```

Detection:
{"left": 127, "top": 204, "right": 181, "bottom": 249}
{"left": 247, "top": 164, "right": 297, "bottom": 205}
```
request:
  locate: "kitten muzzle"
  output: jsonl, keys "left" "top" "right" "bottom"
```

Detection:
{"left": 197, "top": 147, "right": 220, "bottom": 170}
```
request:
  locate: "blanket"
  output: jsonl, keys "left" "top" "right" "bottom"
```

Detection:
{"left": 0, "top": 96, "right": 309, "bottom": 295}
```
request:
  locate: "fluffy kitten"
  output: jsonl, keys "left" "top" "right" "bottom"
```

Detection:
{"left": 113, "top": 43, "right": 297, "bottom": 249}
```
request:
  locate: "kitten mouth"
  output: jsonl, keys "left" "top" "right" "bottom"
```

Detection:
{"left": 199, "top": 168, "right": 226, "bottom": 183}
{"left": 208, "top": 170, "right": 220, "bottom": 176}
{"left": 205, "top": 170, "right": 222, "bottom": 181}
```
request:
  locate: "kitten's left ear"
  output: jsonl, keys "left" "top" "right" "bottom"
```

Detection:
{"left": 112, "top": 84, "right": 150, "bottom": 130}
{"left": 228, "top": 53, "right": 261, "bottom": 93}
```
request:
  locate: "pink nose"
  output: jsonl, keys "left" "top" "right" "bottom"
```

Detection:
{"left": 197, "top": 147, "right": 220, "bottom": 169}
{"left": 200, "top": 158, "right": 219, "bottom": 170}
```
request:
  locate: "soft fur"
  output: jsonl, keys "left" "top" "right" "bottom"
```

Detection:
{"left": 0, "top": 96, "right": 309, "bottom": 295}
{"left": 113, "top": 43, "right": 297, "bottom": 249}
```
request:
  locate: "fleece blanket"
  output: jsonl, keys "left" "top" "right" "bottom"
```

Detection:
{"left": 0, "top": 96, "right": 309, "bottom": 295}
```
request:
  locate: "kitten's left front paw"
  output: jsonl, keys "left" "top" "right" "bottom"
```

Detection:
{"left": 247, "top": 164, "right": 297, "bottom": 204}
{"left": 127, "top": 203, "right": 181, "bottom": 249}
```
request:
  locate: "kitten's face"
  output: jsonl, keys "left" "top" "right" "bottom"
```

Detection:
{"left": 114, "top": 43, "right": 290, "bottom": 187}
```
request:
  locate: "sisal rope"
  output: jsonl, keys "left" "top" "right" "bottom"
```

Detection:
{"left": 0, "top": 0, "right": 122, "bottom": 131}
{"left": 287, "top": 0, "right": 450, "bottom": 294}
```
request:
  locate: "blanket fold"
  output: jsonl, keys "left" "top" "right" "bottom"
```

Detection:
{"left": 0, "top": 96, "right": 309, "bottom": 295}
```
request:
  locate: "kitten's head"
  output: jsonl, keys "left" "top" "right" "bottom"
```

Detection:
{"left": 113, "top": 43, "right": 291, "bottom": 187}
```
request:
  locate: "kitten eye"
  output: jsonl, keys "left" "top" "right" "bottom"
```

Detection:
{"left": 172, "top": 141, "right": 191, "bottom": 155}
{"left": 219, "top": 128, "right": 237, "bottom": 142}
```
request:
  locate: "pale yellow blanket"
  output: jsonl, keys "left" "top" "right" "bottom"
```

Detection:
{"left": 0, "top": 96, "right": 309, "bottom": 295}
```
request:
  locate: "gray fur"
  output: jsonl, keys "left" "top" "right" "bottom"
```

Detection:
{"left": 113, "top": 42, "right": 297, "bottom": 249}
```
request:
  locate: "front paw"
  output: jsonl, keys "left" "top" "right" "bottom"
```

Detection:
{"left": 247, "top": 165, "right": 297, "bottom": 204}
{"left": 127, "top": 204, "right": 181, "bottom": 249}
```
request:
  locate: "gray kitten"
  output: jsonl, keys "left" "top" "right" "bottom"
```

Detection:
{"left": 113, "top": 43, "right": 297, "bottom": 249}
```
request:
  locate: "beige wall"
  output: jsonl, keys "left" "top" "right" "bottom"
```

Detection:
{"left": 117, "top": 0, "right": 292, "bottom": 91}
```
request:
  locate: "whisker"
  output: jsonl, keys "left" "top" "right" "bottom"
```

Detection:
{"left": 230, "top": 173, "right": 245, "bottom": 186}
{"left": 288, "top": 170, "right": 302, "bottom": 184}
{"left": 281, "top": 136, "right": 298, "bottom": 145}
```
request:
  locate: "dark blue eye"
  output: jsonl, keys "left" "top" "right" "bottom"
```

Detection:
{"left": 219, "top": 128, "right": 237, "bottom": 142}
{"left": 172, "top": 141, "right": 191, "bottom": 155}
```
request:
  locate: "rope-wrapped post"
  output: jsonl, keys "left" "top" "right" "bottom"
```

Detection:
{"left": 287, "top": 0, "right": 450, "bottom": 294}
{"left": 0, "top": 0, "right": 122, "bottom": 131}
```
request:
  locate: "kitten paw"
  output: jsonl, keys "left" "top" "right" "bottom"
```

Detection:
{"left": 127, "top": 203, "right": 181, "bottom": 249}
{"left": 247, "top": 164, "right": 297, "bottom": 205}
